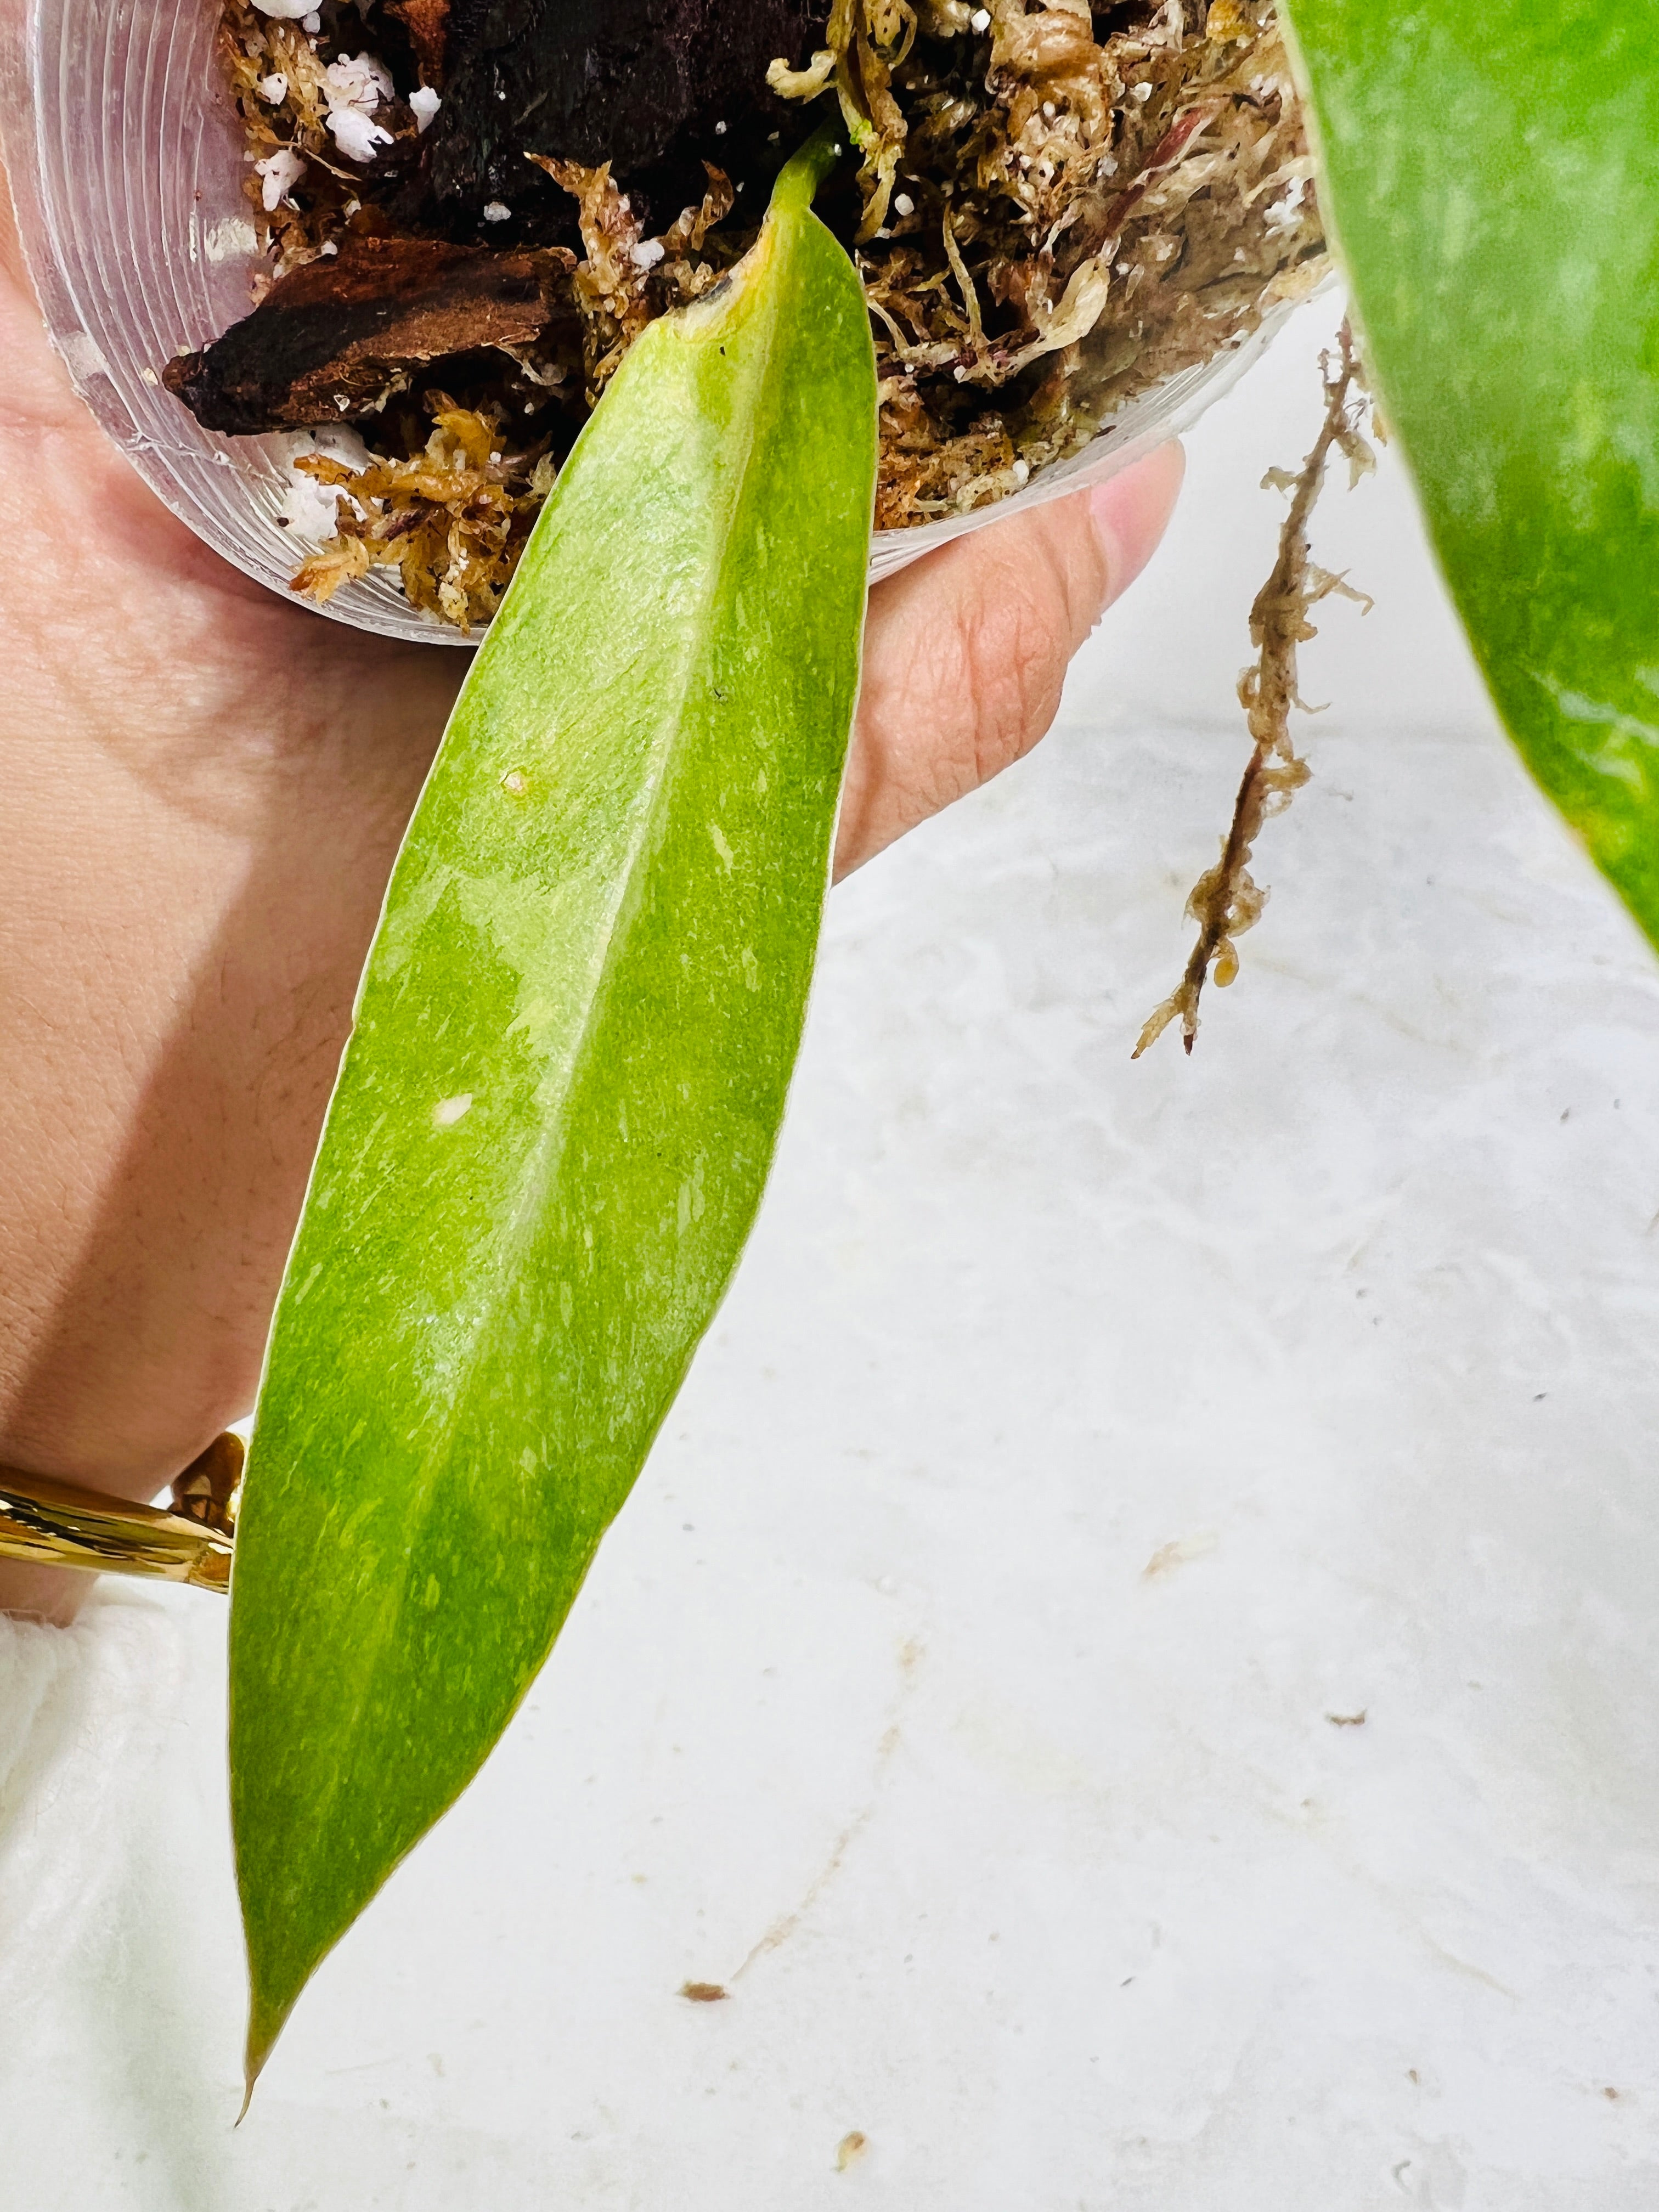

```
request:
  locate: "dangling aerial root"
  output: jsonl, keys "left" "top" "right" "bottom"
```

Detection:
{"left": 1133, "top": 320, "right": 1376, "bottom": 1060}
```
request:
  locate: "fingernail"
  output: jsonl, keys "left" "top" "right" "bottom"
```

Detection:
{"left": 1088, "top": 443, "right": 1185, "bottom": 602}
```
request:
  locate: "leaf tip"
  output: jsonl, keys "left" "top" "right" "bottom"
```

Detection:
{"left": 240, "top": 1988, "right": 295, "bottom": 2118}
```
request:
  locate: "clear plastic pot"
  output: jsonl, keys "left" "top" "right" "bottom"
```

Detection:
{"left": 1, "top": 0, "right": 1306, "bottom": 644}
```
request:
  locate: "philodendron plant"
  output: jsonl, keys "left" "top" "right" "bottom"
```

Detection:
{"left": 227, "top": 4, "right": 1659, "bottom": 2094}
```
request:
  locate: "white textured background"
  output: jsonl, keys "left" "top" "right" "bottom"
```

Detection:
{"left": 4, "top": 299, "right": 1658, "bottom": 2208}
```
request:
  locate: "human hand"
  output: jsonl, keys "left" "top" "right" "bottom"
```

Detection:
{"left": 0, "top": 140, "right": 1179, "bottom": 1618}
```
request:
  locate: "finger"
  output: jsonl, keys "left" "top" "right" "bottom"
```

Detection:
{"left": 834, "top": 441, "right": 1185, "bottom": 878}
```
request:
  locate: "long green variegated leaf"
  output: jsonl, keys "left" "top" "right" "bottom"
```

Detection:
{"left": 1282, "top": 1, "right": 1659, "bottom": 941}
{"left": 229, "top": 142, "right": 876, "bottom": 2087}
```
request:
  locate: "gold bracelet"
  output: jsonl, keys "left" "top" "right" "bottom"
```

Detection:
{"left": 0, "top": 1433, "right": 241, "bottom": 1593}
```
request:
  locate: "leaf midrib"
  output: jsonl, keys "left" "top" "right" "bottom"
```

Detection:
{"left": 281, "top": 230, "right": 789, "bottom": 1898}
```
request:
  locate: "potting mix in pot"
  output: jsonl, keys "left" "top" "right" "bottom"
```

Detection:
{"left": 166, "top": 0, "right": 1326, "bottom": 628}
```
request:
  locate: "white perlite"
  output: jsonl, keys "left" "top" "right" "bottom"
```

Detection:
{"left": 253, "top": 144, "right": 306, "bottom": 212}
{"left": 323, "top": 51, "right": 395, "bottom": 166}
